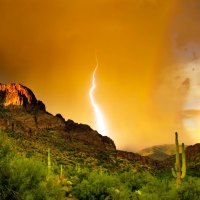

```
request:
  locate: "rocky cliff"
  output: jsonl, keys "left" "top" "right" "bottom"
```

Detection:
{"left": 186, "top": 143, "right": 200, "bottom": 166}
{"left": 0, "top": 83, "right": 116, "bottom": 153}
{"left": 0, "top": 83, "right": 45, "bottom": 111}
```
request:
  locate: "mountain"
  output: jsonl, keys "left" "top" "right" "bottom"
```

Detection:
{"left": 0, "top": 83, "right": 158, "bottom": 172}
{"left": 186, "top": 143, "right": 200, "bottom": 165}
{"left": 0, "top": 83, "right": 199, "bottom": 174}
{"left": 0, "top": 84, "right": 117, "bottom": 162}
{"left": 0, "top": 83, "right": 115, "bottom": 151}
{"left": 138, "top": 144, "right": 179, "bottom": 161}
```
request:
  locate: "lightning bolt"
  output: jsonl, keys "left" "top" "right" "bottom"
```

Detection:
{"left": 89, "top": 59, "right": 107, "bottom": 136}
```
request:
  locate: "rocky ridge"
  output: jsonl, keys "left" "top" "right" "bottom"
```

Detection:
{"left": 0, "top": 83, "right": 116, "bottom": 152}
{"left": 0, "top": 83, "right": 159, "bottom": 171}
{"left": 0, "top": 83, "right": 199, "bottom": 172}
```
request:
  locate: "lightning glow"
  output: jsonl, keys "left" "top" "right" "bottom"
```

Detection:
{"left": 89, "top": 60, "right": 107, "bottom": 136}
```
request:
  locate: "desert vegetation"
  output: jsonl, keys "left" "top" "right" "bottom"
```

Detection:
{"left": 0, "top": 130, "right": 199, "bottom": 200}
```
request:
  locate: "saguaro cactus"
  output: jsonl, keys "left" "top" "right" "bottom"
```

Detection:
{"left": 47, "top": 148, "right": 51, "bottom": 174}
{"left": 60, "top": 164, "right": 63, "bottom": 179}
{"left": 75, "top": 163, "right": 81, "bottom": 173}
{"left": 171, "top": 132, "right": 186, "bottom": 187}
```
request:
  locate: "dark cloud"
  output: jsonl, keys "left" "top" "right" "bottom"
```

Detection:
{"left": 172, "top": 0, "right": 200, "bottom": 57}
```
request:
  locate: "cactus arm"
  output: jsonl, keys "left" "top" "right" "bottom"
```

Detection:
{"left": 48, "top": 148, "right": 51, "bottom": 174}
{"left": 76, "top": 163, "right": 81, "bottom": 172}
{"left": 172, "top": 168, "right": 177, "bottom": 178}
{"left": 181, "top": 143, "right": 186, "bottom": 179}
{"left": 175, "top": 132, "right": 180, "bottom": 172}
{"left": 60, "top": 164, "right": 63, "bottom": 178}
{"left": 175, "top": 163, "right": 178, "bottom": 171}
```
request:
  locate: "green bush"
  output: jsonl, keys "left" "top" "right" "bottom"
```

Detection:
{"left": 140, "top": 178, "right": 177, "bottom": 200}
{"left": 139, "top": 176, "right": 200, "bottom": 200}
{"left": 187, "top": 165, "right": 200, "bottom": 177}
{"left": 176, "top": 177, "right": 200, "bottom": 200}
{"left": 119, "top": 171, "right": 155, "bottom": 192}
{"left": 0, "top": 144, "right": 65, "bottom": 200}
{"left": 72, "top": 171, "right": 131, "bottom": 200}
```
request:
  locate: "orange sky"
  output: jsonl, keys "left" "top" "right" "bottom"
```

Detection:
{"left": 0, "top": 0, "right": 200, "bottom": 150}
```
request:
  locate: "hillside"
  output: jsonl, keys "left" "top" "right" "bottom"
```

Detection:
{"left": 0, "top": 83, "right": 199, "bottom": 174}
{"left": 0, "top": 83, "right": 200, "bottom": 199}
{"left": 0, "top": 83, "right": 159, "bottom": 172}
{"left": 138, "top": 143, "right": 200, "bottom": 176}
{"left": 138, "top": 144, "right": 180, "bottom": 161}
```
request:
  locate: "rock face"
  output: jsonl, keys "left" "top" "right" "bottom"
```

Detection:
{"left": 117, "top": 150, "right": 151, "bottom": 164}
{"left": 186, "top": 143, "right": 200, "bottom": 165}
{"left": 116, "top": 150, "right": 164, "bottom": 169}
{"left": 65, "top": 119, "right": 116, "bottom": 151}
{"left": 0, "top": 83, "right": 116, "bottom": 153}
{"left": 0, "top": 83, "right": 45, "bottom": 111}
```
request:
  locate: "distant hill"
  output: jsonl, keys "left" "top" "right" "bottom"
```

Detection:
{"left": 138, "top": 144, "right": 182, "bottom": 161}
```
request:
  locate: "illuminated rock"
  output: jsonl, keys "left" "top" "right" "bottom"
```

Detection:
{"left": 0, "top": 83, "right": 45, "bottom": 111}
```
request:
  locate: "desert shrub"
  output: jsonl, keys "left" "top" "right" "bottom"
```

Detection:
{"left": 96, "top": 151, "right": 110, "bottom": 163}
{"left": 140, "top": 178, "right": 177, "bottom": 200}
{"left": 187, "top": 165, "right": 200, "bottom": 177}
{"left": 139, "top": 176, "right": 200, "bottom": 200}
{"left": 176, "top": 177, "right": 200, "bottom": 200}
{"left": 72, "top": 171, "right": 131, "bottom": 200}
{"left": 119, "top": 171, "right": 155, "bottom": 192}
{"left": 0, "top": 103, "right": 8, "bottom": 114}
{"left": 0, "top": 143, "right": 65, "bottom": 200}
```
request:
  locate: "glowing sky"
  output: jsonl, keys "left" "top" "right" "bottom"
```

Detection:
{"left": 0, "top": 0, "right": 200, "bottom": 150}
